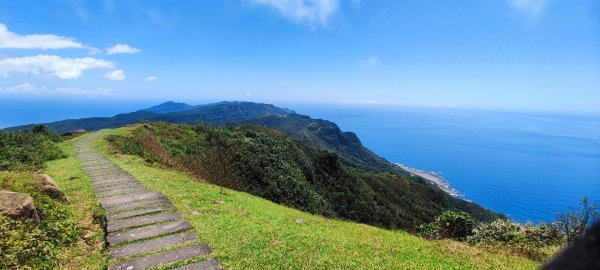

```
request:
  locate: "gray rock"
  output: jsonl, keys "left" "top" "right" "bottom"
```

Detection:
{"left": 0, "top": 191, "right": 40, "bottom": 223}
{"left": 107, "top": 205, "right": 175, "bottom": 221}
{"left": 109, "top": 231, "right": 198, "bottom": 258}
{"left": 107, "top": 212, "right": 181, "bottom": 232}
{"left": 42, "top": 185, "right": 67, "bottom": 202}
{"left": 108, "top": 244, "right": 212, "bottom": 270}
{"left": 107, "top": 220, "right": 192, "bottom": 245}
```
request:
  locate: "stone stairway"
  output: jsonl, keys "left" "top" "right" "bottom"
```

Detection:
{"left": 74, "top": 132, "right": 222, "bottom": 270}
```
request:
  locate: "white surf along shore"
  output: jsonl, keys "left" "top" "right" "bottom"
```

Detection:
{"left": 395, "top": 163, "right": 463, "bottom": 197}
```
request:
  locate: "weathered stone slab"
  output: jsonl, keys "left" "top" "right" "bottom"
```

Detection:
{"left": 108, "top": 205, "right": 175, "bottom": 221}
{"left": 94, "top": 183, "right": 143, "bottom": 193}
{"left": 109, "top": 231, "right": 198, "bottom": 258}
{"left": 100, "top": 192, "right": 164, "bottom": 207}
{"left": 108, "top": 244, "right": 211, "bottom": 270}
{"left": 107, "top": 220, "right": 192, "bottom": 245}
{"left": 97, "top": 187, "right": 148, "bottom": 198}
{"left": 172, "top": 259, "right": 224, "bottom": 270}
{"left": 93, "top": 179, "right": 134, "bottom": 189}
{"left": 107, "top": 212, "right": 181, "bottom": 232}
{"left": 0, "top": 191, "right": 40, "bottom": 223}
{"left": 104, "top": 197, "right": 170, "bottom": 213}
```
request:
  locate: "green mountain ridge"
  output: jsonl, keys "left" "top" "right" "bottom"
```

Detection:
{"left": 5, "top": 101, "right": 500, "bottom": 226}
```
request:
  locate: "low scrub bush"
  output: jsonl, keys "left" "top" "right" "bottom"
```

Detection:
{"left": 0, "top": 125, "right": 65, "bottom": 171}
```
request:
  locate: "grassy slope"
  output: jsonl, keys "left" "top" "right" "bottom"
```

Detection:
{"left": 91, "top": 127, "right": 539, "bottom": 270}
{"left": 45, "top": 135, "right": 108, "bottom": 269}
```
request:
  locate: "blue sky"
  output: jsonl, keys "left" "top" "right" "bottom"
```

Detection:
{"left": 0, "top": 0, "right": 598, "bottom": 113}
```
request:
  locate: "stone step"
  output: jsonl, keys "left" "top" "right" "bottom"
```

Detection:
{"left": 97, "top": 187, "right": 149, "bottom": 198}
{"left": 107, "top": 212, "right": 181, "bottom": 232}
{"left": 109, "top": 231, "right": 198, "bottom": 258}
{"left": 94, "top": 183, "right": 144, "bottom": 193}
{"left": 108, "top": 205, "right": 175, "bottom": 221}
{"left": 100, "top": 192, "right": 164, "bottom": 207}
{"left": 107, "top": 220, "right": 192, "bottom": 246}
{"left": 93, "top": 180, "right": 135, "bottom": 189}
{"left": 105, "top": 197, "right": 170, "bottom": 213}
{"left": 108, "top": 244, "right": 211, "bottom": 270}
{"left": 172, "top": 258, "right": 224, "bottom": 270}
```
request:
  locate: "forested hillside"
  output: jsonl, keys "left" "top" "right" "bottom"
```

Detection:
{"left": 108, "top": 122, "right": 499, "bottom": 229}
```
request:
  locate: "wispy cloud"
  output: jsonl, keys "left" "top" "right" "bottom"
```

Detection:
{"left": 106, "top": 44, "right": 141, "bottom": 55}
{"left": 246, "top": 0, "right": 340, "bottom": 26}
{"left": 361, "top": 56, "right": 380, "bottom": 68}
{"left": 0, "top": 23, "right": 85, "bottom": 50}
{"left": 0, "top": 83, "right": 111, "bottom": 95}
{"left": 0, "top": 82, "right": 43, "bottom": 93}
{"left": 508, "top": 0, "right": 548, "bottom": 16}
{"left": 0, "top": 55, "right": 115, "bottom": 80}
{"left": 145, "top": 75, "right": 157, "bottom": 82}
{"left": 104, "top": 69, "right": 125, "bottom": 81}
{"left": 53, "top": 87, "right": 112, "bottom": 95}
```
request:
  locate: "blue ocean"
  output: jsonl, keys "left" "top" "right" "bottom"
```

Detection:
{"left": 2, "top": 99, "right": 599, "bottom": 223}
{"left": 290, "top": 104, "right": 600, "bottom": 223}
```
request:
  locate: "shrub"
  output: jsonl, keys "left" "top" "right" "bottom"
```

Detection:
{"left": 467, "top": 219, "right": 563, "bottom": 261}
{"left": 0, "top": 127, "right": 65, "bottom": 171}
{"left": 434, "top": 211, "right": 476, "bottom": 240}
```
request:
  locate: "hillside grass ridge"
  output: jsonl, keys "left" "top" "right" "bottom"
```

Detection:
{"left": 93, "top": 126, "right": 539, "bottom": 269}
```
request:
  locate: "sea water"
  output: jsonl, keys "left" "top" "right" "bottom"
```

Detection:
{"left": 291, "top": 104, "right": 600, "bottom": 223}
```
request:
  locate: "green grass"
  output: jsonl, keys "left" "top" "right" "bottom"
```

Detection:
{"left": 92, "top": 127, "right": 540, "bottom": 270}
{"left": 44, "top": 135, "right": 108, "bottom": 269}
{"left": 0, "top": 135, "right": 107, "bottom": 269}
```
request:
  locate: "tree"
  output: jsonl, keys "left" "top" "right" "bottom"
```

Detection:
{"left": 555, "top": 196, "right": 599, "bottom": 244}
{"left": 434, "top": 210, "right": 476, "bottom": 240}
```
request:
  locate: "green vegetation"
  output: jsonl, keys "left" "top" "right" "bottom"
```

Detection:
{"left": 419, "top": 210, "right": 563, "bottom": 262}
{"left": 0, "top": 133, "right": 107, "bottom": 269}
{"left": 0, "top": 172, "right": 78, "bottom": 269}
{"left": 107, "top": 122, "right": 498, "bottom": 230}
{"left": 0, "top": 124, "right": 66, "bottom": 171}
{"left": 95, "top": 127, "right": 540, "bottom": 269}
{"left": 555, "top": 196, "right": 599, "bottom": 243}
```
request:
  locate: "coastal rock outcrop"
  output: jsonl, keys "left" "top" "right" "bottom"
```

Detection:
{"left": 0, "top": 191, "right": 40, "bottom": 223}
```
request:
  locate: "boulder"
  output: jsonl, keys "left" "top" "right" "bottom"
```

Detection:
{"left": 37, "top": 174, "right": 67, "bottom": 202}
{"left": 42, "top": 185, "right": 67, "bottom": 202}
{"left": 0, "top": 191, "right": 40, "bottom": 223}
{"left": 39, "top": 174, "right": 58, "bottom": 187}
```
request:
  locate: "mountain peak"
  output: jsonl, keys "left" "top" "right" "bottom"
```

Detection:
{"left": 142, "top": 101, "right": 194, "bottom": 114}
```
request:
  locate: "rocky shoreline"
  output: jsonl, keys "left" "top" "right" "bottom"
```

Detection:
{"left": 395, "top": 163, "right": 462, "bottom": 197}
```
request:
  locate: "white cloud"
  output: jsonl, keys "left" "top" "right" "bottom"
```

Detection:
{"left": 0, "top": 23, "right": 99, "bottom": 53}
{"left": 0, "top": 83, "right": 44, "bottom": 93}
{"left": 361, "top": 56, "right": 380, "bottom": 68}
{"left": 245, "top": 91, "right": 252, "bottom": 97}
{"left": 106, "top": 44, "right": 141, "bottom": 55}
{"left": 104, "top": 69, "right": 125, "bottom": 81}
{"left": 0, "top": 83, "right": 111, "bottom": 95}
{"left": 0, "top": 54, "right": 115, "bottom": 79}
{"left": 145, "top": 75, "right": 157, "bottom": 82}
{"left": 53, "top": 87, "right": 112, "bottom": 95}
{"left": 508, "top": 0, "right": 548, "bottom": 15}
{"left": 246, "top": 0, "right": 339, "bottom": 26}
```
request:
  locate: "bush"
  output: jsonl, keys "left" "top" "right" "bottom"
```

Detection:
{"left": 467, "top": 219, "right": 563, "bottom": 261}
{"left": 434, "top": 211, "right": 476, "bottom": 240}
{"left": 0, "top": 126, "right": 65, "bottom": 171}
